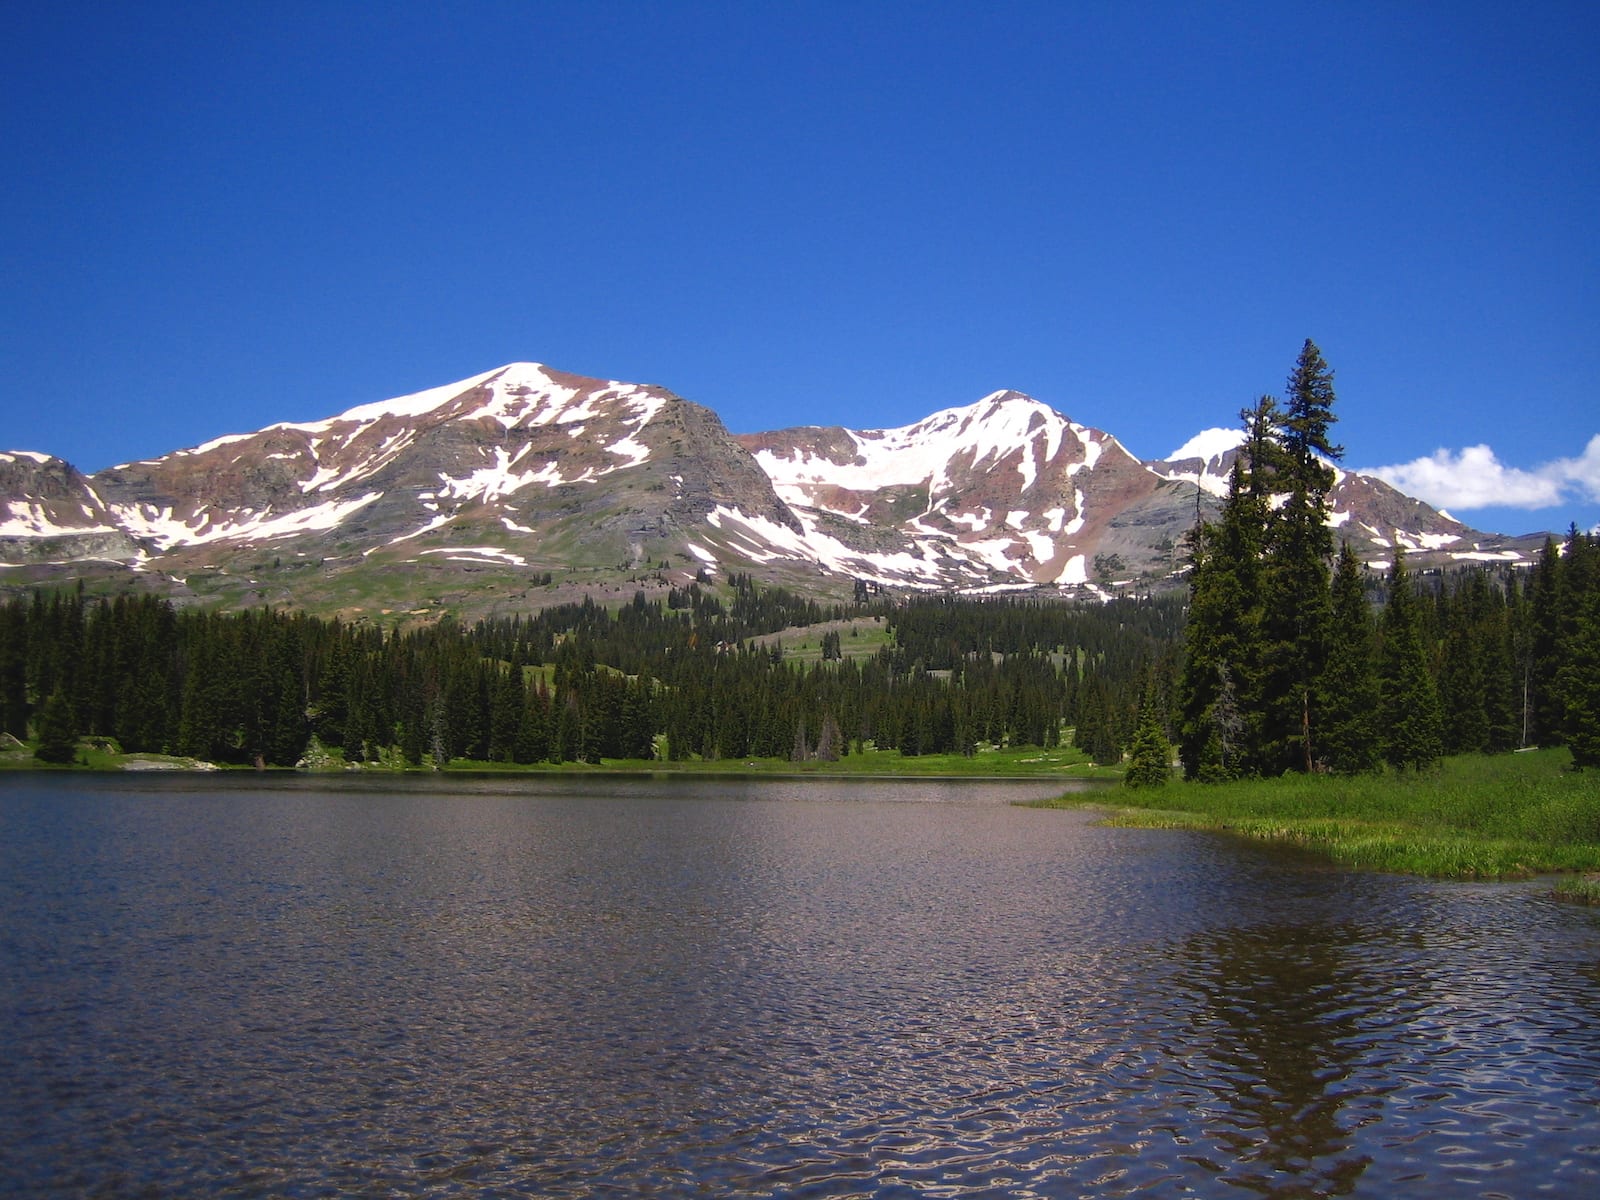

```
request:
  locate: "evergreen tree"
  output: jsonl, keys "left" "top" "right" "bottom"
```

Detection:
{"left": 1124, "top": 690, "right": 1173, "bottom": 788}
{"left": 488, "top": 661, "right": 525, "bottom": 762}
{"left": 1557, "top": 530, "right": 1600, "bottom": 768}
{"left": 269, "top": 664, "right": 308, "bottom": 766}
{"left": 620, "top": 675, "right": 655, "bottom": 760}
{"left": 1281, "top": 339, "right": 1344, "bottom": 467}
{"left": 1178, "top": 459, "right": 1264, "bottom": 778}
{"left": 1470, "top": 573, "right": 1520, "bottom": 754}
{"left": 1527, "top": 536, "right": 1564, "bottom": 745}
{"left": 514, "top": 680, "right": 552, "bottom": 764}
{"left": 1437, "top": 600, "right": 1488, "bottom": 754}
{"left": 0, "top": 599, "right": 28, "bottom": 737}
{"left": 1377, "top": 547, "right": 1443, "bottom": 772}
{"left": 176, "top": 633, "right": 228, "bottom": 761}
{"left": 1560, "top": 596, "right": 1600, "bottom": 769}
{"left": 1257, "top": 340, "right": 1342, "bottom": 773}
{"left": 791, "top": 716, "right": 811, "bottom": 762}
{"left": 816, "top": 712, "right": 843, "bottom": 762}
{"left": 33, "top": 684, "right": 78, "bottom": 764}
{"left": 1317, "top": 543, "right": 1380, "bottom": 773}
{"left": 554, "top": 694, "right": 581, "bottom": 763}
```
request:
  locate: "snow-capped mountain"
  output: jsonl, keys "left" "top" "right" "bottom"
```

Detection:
{"left": 735, "top": 391, "right": 1194, "bottom": 587}
{"left": 87, "top": 362, "right": 797, "bottom": 567}
{"left": 0, "top": 363, "right": 1546, "bottom": 618}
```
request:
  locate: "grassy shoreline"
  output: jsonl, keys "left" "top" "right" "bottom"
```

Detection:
{"left": 0, "top": 738, "right": 1122, "bottom": 782}
{"left": 1029, "top": 749, "right": 1600, "bottom": 891}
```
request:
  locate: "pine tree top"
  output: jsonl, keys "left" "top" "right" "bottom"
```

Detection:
{"left": 1284, "top": 338, "right": 1344, "bottom": 465}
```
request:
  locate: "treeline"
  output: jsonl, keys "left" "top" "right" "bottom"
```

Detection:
{"left": 1175, "top": 338, "right": 1600, "bottom": 779}
{"left": 3, "top": 579, "right": 1178, "bottom": 769}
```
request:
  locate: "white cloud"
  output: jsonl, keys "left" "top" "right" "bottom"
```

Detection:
{"left": 1362, "top": 434, "right": 1600, "bottom": 511}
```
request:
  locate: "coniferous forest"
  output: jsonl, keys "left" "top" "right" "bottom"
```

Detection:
{"left": 1176, "top": 341, "right": 1600, "bottom": 779}
{"left": 1, "top": 576, "right": 1180, "bottom": 770}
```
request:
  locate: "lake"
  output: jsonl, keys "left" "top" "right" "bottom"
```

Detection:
{"left": 2, "top": 772, "right": 1597, "bottom": 1198}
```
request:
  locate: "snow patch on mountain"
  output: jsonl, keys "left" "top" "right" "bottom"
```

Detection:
{"left": 1396, "top": 530, "right": 1462, "bottom": 552}
{"left": 374, "top": 514, "right": 455, "bottom": 552}
{"left": 1067, "top": 438, "right": 1103, "bottom": 475}
{"left": 761, "top": 395, "right": 1068, "bottom": 494}
{"left": 435, "top": 446, "right": 548, "bottom": 505}
{"left": 1066, "top": 491, "right": 1086, "bottom": 534}
{"left": 708, "top": 506, "right": 954, "bottom": 586}
{"left": 301, "top": 431, "right": 419, "bottom": 493}
{"left": 0, "top": 502, "right": 120, "bottom": 538}
{"left": 1167, "top": 428, "right": 1246, "bottom": 463}
{"left": 113, "top": 492, "right": 385, "bottom": 548}
{"left": 309, "top": 366, "right": 507, "bottom": 428}
{"left": 418, "top": 546, "right": 528, "bottom": 566}
{"left": 1056, "top": 554, "right": 1089, "bottom": 586}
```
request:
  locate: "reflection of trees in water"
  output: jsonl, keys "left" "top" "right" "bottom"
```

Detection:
{"left": 1176, "top": 920, "right": 1383, "bottom": 1198}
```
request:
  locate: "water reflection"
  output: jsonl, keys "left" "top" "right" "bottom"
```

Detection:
{"left": 2, "top": 776, "right": 1598, "bottom": 1198}
{"left": 1174, "top": 919, "right": 1385, "bottom": 1196}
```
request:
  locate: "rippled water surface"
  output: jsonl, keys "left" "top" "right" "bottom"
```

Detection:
{"left": 3, "top": 773, "right": 1598, "bottom": 1198}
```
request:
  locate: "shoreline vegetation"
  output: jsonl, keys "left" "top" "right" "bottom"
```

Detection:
{"left": 1028, "top": 748, "right": 1600, "bottom": 900}
{"left": 0, "top": 735, "right": 1119, "bottom": 780}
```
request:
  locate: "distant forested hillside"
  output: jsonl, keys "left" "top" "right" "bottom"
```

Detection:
{"left": 2, "top": 577, "right": 1180, "bottom": 769}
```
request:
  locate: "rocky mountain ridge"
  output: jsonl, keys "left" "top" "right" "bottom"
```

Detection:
{"left": 0, "top": 362, "right": 1546, "bottom": 620}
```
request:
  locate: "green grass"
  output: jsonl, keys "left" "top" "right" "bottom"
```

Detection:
{"left": 1554, "top": 877, "right": 1600, "bottom": 905}
{"left": 1030, "top": 749, "right": 1600, "bottom": 879}
{"left": 761, "top": 617, "right": 895, "bottom": 664}
{"left": 432, "top": 741, "right": 1116, "bottom": 779}
{"left": 2, "top": 735, "right": 1119, "bottom": 781}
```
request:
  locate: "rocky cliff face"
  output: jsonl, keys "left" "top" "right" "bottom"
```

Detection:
{"left": 0, "top": 363, "right": 1548, "bottom": 617}
{"left": 0, "top": 452, "right": 144, "bottom": 563}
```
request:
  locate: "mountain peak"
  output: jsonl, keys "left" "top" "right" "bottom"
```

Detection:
{"left": 974, "top": 388, "right": 1043, "bottom": 407}
{"left": 1165, "top": 427, "right": 1246, "bottom": 465}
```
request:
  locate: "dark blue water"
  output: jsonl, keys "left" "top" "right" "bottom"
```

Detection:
{"left": 2, "top": 772, "right": 1597, "bottom": 1198}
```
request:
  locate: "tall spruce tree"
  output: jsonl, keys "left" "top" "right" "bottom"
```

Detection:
{"left": 1258, "top": 340, "right": 1342, "bottom": 773}
{"left": 269, "top": 665, "right": 308, "bottom": 766}
{"left": 33, "top": 684, "right": 78, "bottom": 764}
{"left": 1480, "top": 596, "right": 1520, "bottom": 754}
{"left": 1527, "top": 536, "right": 1564, "bottom": 745}
{"left": 1125, "top": 677, "right": 1174, "bottom": 788}
{"left": 1437, "top": 597, "right": 1489, "bottom": 755}
{"left": 1316, "top": 542, "right": 1380, "bottom": 773}
{"left": 1377, "top": 546, "right": 1443, "bottom": 772}
{"left": 1178, "top": 459, "right": 1265, "bottom": 779}
{"left": 1557, "top": 530, "right": 1600, "bottom": 768}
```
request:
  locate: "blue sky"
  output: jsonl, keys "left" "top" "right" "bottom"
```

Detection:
{"left": 3, "top": 0, "right": 1596, "bottom": 538}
